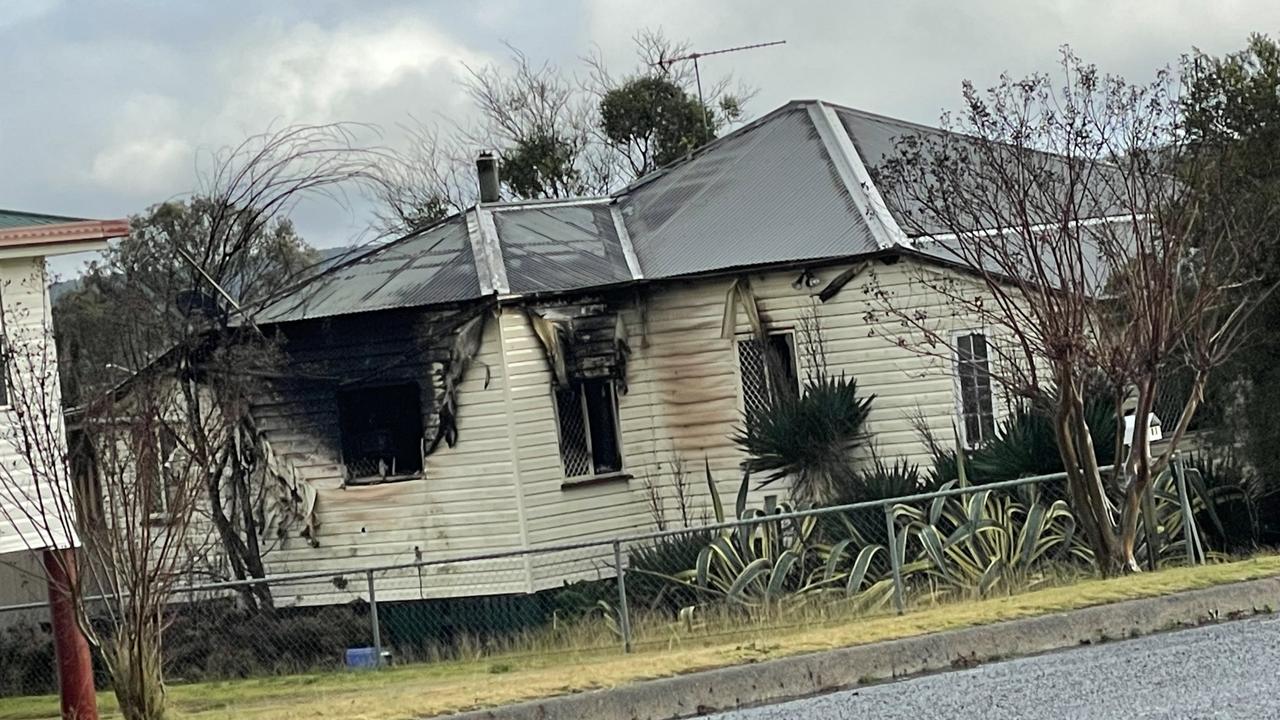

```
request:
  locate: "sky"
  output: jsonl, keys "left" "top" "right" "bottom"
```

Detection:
{"left": 4, "top": 0, "right": 1280, "bottom": 278}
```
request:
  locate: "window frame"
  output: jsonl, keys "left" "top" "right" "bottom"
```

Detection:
{"left": 735, "top": 329, "right": 801, "bottom": 418}
{"left": 337, "top": 381, "right": 425, "bottom": 486}
{"left": 552, "top": 378, "right": 625, "bottom": 481}
{"left": 140, "top": 423, "right": 181, "bottom": 525}
{"left": 951, "top": 328, "right": 1000, "bottom": 450}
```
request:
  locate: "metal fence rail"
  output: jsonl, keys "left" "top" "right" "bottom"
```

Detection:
{"left": 0, "top": 462, "right": 1209, "bottom": 699}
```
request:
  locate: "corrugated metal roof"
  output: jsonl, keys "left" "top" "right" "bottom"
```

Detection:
{"left": 617, "top": 104, "right": 881, "bottom": 279}
{"left": 263, "top": 99, "right": 1115, "bottom": 323}
{"left": 255, "top": 215, "right": 481, "bottom": 323}
{"left": 832, "top": 105, "right": 956, "bottom": 236}
{"left": 834, "top": 103, "right": 1131, "bottom": 236}
{"left": 492, "top": 204, "right": 633, "bottom": 294}
{"left": 0, "top": 209, "right": 85, "bottom": 229}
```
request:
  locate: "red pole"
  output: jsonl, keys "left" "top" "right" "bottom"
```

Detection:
{"left": 42, "top": 548, "right": 98, "bottom": 720}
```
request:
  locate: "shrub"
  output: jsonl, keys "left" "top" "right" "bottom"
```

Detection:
{"left": 0, "top": 622, "right": 56, "bottom": 697}
{"left": 627, "top": 530, "right": 714, "bottom": 613}
{"left": 734, "top": 374, "right": 875, "bottom": 505}
{"left": 922, "top": 391, "right": 1117, "bottom": 486}
{"left": 163, "top": 602, "right": 370, "bottom": 681}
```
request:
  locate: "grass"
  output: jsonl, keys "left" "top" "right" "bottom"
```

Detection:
{"left": 3, "top": 555, "right": 1280, "bottom": 720}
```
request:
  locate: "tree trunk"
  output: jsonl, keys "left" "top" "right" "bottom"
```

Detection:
{"left": 1055, "top": 379, "right": 1125, "bottom": 575}
{"left": 109, "top": 620, "right": 165, "bottom": 720}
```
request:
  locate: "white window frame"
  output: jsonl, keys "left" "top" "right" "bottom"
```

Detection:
{"left": 552, "top": 379, "right": 624, "bottom": 479}
{"left": 951, "top": 328, "right": 1001, "bottom": 450}
{"left": 734, "top": 330, "right": 801, "bottom": 416}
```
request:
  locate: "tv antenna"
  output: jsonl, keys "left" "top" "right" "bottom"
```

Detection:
{"left": 652, "top": 39, "right": 786, "bottom": 133}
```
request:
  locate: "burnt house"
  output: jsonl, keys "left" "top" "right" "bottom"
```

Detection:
{"left": 236, "top": 100, "right": 1040, "bottom": 605}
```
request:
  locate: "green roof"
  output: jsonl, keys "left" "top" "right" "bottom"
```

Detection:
{"left": 0, "top": 209, "right": 86, "bottom": 229}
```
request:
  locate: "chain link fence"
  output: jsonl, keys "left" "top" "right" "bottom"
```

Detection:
{"left": 0, "top": 460, "right": 1211, "bottom": 700}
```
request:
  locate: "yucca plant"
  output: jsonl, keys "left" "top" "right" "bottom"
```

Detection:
{"left": 893, "top": 484, "right": 1091, "bottom": 597}
{"left": 734, "top": 374, "right": 875, "bottom": 505}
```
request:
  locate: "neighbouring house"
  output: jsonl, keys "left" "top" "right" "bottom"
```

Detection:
{"left": 0, "top": 209, "right": 129, "bottom": 627}
{"left": 195, "top": 99, "right": 1066, "bottom": 608}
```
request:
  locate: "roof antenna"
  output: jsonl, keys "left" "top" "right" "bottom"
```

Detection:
{"left": 652, "top": 39, "right": 786, "bottom": 135}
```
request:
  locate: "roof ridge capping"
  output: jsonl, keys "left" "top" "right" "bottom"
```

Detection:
{"left": 804, "top": 100, "right": 910, "bottom": 249}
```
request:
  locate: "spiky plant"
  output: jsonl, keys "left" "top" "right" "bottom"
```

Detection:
{"left": 734, "top": 374, "right": 875, "bottom": 506}
{"left": 893, "top": 485, "right": 1091, "bottom": 597}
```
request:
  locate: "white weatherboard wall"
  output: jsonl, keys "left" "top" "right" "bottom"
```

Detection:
{"left": 0, "top": 257, "right": 75, "bottom": 556}
{"left": 248, "top": 255, "right": 996, "bottom": 603}
{"left": 257, "top": 313, "right": 530, "bottom": 606}
{"left": 512, "top": 256, "right": 991, "bottom": 591}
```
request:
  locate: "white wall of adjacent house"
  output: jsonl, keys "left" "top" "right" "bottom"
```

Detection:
{"left": 0, "top": 256, "right": 75, "bottom": 557}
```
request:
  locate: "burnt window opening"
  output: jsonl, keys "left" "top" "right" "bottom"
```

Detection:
{"left": 555, "top": 378, "right": 622, "bottom": 478}
{"left": 738, "top": 332, "right": 799, "bottom": 419}
{"left": 338, "top": 383, "right": 424, "bottom": 483}
{"left": 133, "top": 422, "right": 181, "bottom": 524}
{"left": 955, "top": 332, "right": 996, "bottom": 449}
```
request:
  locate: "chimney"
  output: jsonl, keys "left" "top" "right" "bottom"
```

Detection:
{"left": 476, "top": 151, "right": 500, "bottom": 204}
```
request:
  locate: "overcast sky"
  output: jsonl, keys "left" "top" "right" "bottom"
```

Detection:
{"left": 5, "top": 0, "right": 1280, "bottom": 277}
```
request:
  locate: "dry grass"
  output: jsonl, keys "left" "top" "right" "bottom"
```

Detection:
{"left": 3, "top": 555, "right": 1280, "bottom": 720}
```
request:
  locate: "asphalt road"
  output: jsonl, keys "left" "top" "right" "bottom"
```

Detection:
{"left": 709, "top": 615, "right": 1280, "bottom": 719}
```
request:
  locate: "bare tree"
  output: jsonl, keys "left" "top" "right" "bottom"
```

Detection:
{"left": 54, "top": 124, "right": 388, "bottom": 614}
{"left": 865, "top": 50, "right": 1276, "bottom": 574}
{"left": 461, "top": 44, "right": 610, "bottom": 199}
{"left": 373, "top": 120, "right": 475, "bottom": 235}
{"left": 0, "top": 271, "right": 216, "bottom": 720}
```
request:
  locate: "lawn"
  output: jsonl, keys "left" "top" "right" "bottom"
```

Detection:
{"left": 3, "top": 555, "right": 1280, "bottom": 720}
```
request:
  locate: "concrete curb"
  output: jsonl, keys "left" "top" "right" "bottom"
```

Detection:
{"left": 441, "top": 576, "right": 1280, "bottom": 720}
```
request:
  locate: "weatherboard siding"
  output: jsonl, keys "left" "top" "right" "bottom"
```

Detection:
{"left": 512, "top": 256, "right": 988, "bottom": 591}
{"left": 255, "top": 311, "right": 529, "bottom": 606}
{"left": 0, "top": 257, "right": 76, "bottom": 557}
{"left": 240, "top": 255, "right": 992, "bottom": 604}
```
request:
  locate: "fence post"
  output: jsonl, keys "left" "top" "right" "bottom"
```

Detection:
{"left": 883, "top": 503, "right": 905, "bottom": 614}
{"left": 366, "top": 569, "right": 384, "bottom": 666}
{"left": 613, "top": 540, "right": 633, "bottom": 653}
{"left": 1141, "top": 483, "right": 1160, "bottom": 571}
{"left": 1173, "top": 455, "right": 1201, "bottom": 566}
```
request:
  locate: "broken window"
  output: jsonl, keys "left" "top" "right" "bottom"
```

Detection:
{"left": 555, "top": 378, "right": 622, "bottom": 478}
{"left": 955, "top": 332, "right": 996, "bottom": 448}
{"left": 133, "top": 422, "right": 181, "bottom": 524}
{"left": 738, "top": 332, "right": 799, "bottom": 419}
{"left": 338, "top": 383, "right": 424, "bottom": 483}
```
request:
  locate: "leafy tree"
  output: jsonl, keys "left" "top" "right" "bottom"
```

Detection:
{"left": 600, "top": 75, "right": 718, "bottom": 177}
{"left": 501, "top": 130, "right": 588, "bottom": 199}
{"left": 1183, "top": 34, "right": 1280, "bottom": 483}
{"left": 56, "top": 199, "right": 317, "bottom": 404}
{"left": 461, "top": 45, "right": 604, "bottom": 200}
{"left": 379, "top": 28, "right": 753, "bottom": 219}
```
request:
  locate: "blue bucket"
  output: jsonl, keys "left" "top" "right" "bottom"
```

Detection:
{"left": 345, "top": 646, "right": 379, "bottom": 669}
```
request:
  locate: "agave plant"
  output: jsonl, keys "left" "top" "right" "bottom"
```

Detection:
{"left": 893, "top": 484, "right": 1090, "bottom": 597}
{"left": 1129, "top": 459, "right": 1234, "bottom": 567}
{"left": 632, "top": 463, "right": 901, "bottom": 616}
